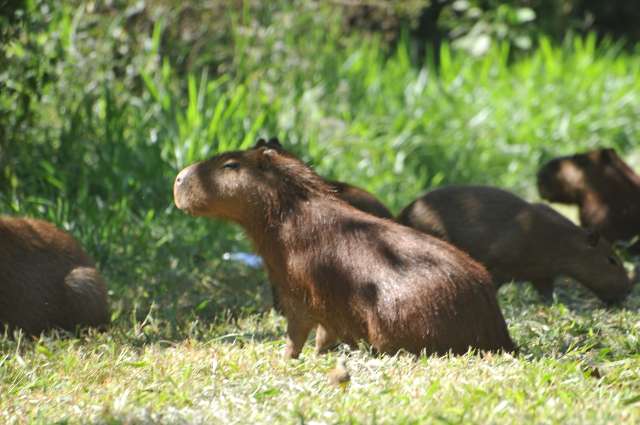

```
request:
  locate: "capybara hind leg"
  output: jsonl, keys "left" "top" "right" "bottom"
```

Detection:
{"left": 284, "top": 317, "right": 314, "bottom": 360}
{"left": 532, "top": 279, "right": 554, "bottom": 301}
{"left": 64, "top": 267, "right": 110, "bottom": 329}
{"left": 315, "top": 325, "right": 338, "bottom": 355}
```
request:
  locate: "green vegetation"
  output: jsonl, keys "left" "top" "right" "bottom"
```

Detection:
{"left": 1, "top": 1, "right": 640, "bottom": 423}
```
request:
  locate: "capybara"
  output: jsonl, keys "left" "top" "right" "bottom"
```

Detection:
{"left": 397, "top": 185, "right": 631, "bottom": 303}
{"left": 0, "top": 217, "right": 109, "bottom": 334}
{"left": 174, "top": 141, "right": 515, "bottom": 358}
{"left": 537, "top": 148, "right": 640, "bottom": 246}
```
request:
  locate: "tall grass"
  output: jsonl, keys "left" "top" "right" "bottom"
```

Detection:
{"left": 2, "top": 2, "right": 640, "bottom": 322}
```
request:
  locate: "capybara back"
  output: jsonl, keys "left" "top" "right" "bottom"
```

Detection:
{"left": 398, "top": 185, "right": 631, "bottom": 303}
{"left": 0, "top": 217, "right": 109, "bottom": 334}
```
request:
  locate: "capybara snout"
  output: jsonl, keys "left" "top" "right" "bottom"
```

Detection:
{"left": 174, "top": 162, "right": 204, "bottom": 214}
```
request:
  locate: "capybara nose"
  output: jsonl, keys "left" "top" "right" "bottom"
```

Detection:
{"left": 175, "top": 166, "right": 193, "bottom": 188}
{"left": 174, "top": 166, "right": 196, "bottom": 211}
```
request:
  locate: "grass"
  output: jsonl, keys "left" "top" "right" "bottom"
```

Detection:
{"left": 3, "top": 283, "right": 640, "bottom": 424}
{"left": 3, "top": 1, "right": 640, "bottom": 423}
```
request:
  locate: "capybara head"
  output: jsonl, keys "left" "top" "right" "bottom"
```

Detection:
{"left": 537, "top": 148, "right": 631, "bottom": 203}
{"left": 573, "top": 228, "right": 632, "bottom": 303}
{"left": 173, "top": 140, "right": 329, "bottom": 223}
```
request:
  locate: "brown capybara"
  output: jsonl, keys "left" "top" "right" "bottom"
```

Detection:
{"left": 0, "top": 217, "right": 109, "bottom": 334}
{"left": 537, "top": 148, "right": 640, "bottom": 247}
{"left": 397, "top": 185, "right": 631, "bottom": 303}
{"left": 174, "top": 140, "right": 515, "bottom": 358}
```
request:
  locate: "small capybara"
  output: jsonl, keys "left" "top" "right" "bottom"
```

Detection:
{"left": 0, "top": 217, "right": 109, "bottom": 334}
{"left": 174, "top": 140, "right": 515, "bottom": 358}
{"left": 537, "top": 148, "right": 640, "bottom": 247}
{"left": 398, "top": 185, "right": 631, "bottom": 303}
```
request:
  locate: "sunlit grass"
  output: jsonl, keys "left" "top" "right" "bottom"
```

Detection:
{"left": 3, "top": 282, "right": 640, "bottom": 424}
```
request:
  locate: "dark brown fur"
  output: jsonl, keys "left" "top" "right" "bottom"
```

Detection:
{"left": 537, "top": 148, "right": 640, "bottom": 245}
{"left": 327, "top": 180, "right": 393, "bottom": 219}
{"left": 252, "top": 139, "right": 393, "bottom": 314}
{"left": 398, "top": 185, "right": 631, "bottom": 303}
{"left": 174, "top": 143, "right": 515, "bottom": 358}
{"left": 0, "top": 217, "right": 110, "bottom": 334}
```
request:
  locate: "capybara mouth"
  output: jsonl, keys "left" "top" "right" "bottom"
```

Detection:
{"left": 173, "top": 188, "right": 203, "bottom": 215}
{"left": 174, "top": 196, "right": 205, "bottom": 216}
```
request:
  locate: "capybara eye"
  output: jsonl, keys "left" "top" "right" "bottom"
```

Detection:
{"left": 222, "top": 161, "right": 240, "bottom": 170}
{"left": 608, "top": 256, "right": 619, "bottom": 266}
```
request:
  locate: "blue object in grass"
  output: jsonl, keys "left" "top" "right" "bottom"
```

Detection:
{"left": 222, "top": 252, "right": 264, "bottom": 268}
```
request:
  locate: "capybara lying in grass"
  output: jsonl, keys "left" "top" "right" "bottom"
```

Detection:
{"left": 398, "top": 185, "right": 631, "bottom": 303}
{"left": 537, "top": 148, "right": 640, "bottom": 248}
{"left": 174, "top": 140, "right": 515, "bottom": 358}
{"left": 0, "top": 217, "right": 109, "bottom": 334}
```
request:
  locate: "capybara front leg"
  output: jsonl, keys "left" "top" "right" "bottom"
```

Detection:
{"left": 532, "top": 279, "right": 554, "bottom": 301}
{"left": 315, "top": 325, "right": 338, "bottom": 355}
{"left": 284, "top": 318, "right": 314, "bottom": 359}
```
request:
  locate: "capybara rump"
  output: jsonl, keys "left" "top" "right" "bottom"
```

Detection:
{"left": 0, "top": 217, "right": 109, "bottom": 334}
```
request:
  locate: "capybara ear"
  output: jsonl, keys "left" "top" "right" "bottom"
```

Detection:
{"left": 255, "top": 138, "right": 268, "bottom": 148}
{"left": 267, "top": 137, "right": 282, "bottom": 148}
{"left": 600, "top": 148, "right": 616, "bottom": 163}
{"left": 586, "top": 229, "right": 600, "bottom": 247}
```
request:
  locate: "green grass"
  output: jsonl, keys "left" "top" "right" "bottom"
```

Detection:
{"left": 3, "top": 1, "right": 640, "bottom": 423}
{"left": 3, "top": 283, "right": 640, "bottom": 424}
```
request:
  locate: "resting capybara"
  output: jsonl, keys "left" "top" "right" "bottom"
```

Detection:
{"left": 174, "top": 140, "right": 515, "bottom": 358}
{"left": 0, "top": 217, "right": 109, "bottom": 334}
{"left": 398, "top": 185, "right": 631, "bottom": 303}
{"left": 537, "top": 148, "right": 640, "bottom": 246}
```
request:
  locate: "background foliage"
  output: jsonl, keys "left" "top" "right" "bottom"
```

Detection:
{"left": 2, "top": 0, "right": 640, "bottom": 321}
